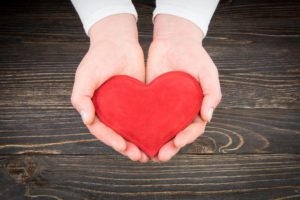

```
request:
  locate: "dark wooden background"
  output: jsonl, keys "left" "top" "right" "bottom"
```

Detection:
{"left": 0, "top": 0, "right": 300, "bottom": 199}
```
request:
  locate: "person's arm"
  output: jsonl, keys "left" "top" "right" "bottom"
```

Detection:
{"left": 153, "top": 0, "right": 219, "bottom": 36}
{"left": 71, "top": 0, "right": 138, "bottom": 35}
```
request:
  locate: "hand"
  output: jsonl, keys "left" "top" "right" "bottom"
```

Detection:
{"left": 71, "top": 14, "right": 149, "bottom": 162}
{"left": 147, "top": 14, "right": 222, "bottom": 162}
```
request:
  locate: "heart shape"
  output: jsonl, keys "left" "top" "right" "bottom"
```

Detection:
{"left": 92, "top": 71, "right": 203, "bottom": 157}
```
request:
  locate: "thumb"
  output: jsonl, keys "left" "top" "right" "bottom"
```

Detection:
{"left": 72, "top": 95, "right": 95, "bottom": 125}
{"left": 71, "top": 66, "right": 98, "bottom": 125}
{"left": 198, "top": 56, "right": 222, "bottom": 122}
{"left": 201, "top": 91, "right": 221, "bottom": 122}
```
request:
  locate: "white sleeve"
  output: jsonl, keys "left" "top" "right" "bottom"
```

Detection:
{"left": 153, "top": 0, "right": 219, "bottom": 36}
{"left": 71, "top": 0, "right": 138, "bottom": 35}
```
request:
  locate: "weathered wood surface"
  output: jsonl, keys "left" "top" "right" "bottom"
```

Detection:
{"left": 0, "top": 0, "right": 299, "bottom": 199}
{"left": 0, "top": 0, "right": 299, "bottom": 155}
{"left": 0, "top": 108, "right": 299, "bottom": 155}
{"left": 1, "top": 154, "right": 300, "bottom": 200}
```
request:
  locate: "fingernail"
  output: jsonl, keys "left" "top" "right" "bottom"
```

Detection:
{"left": 207, "top": 108, "right": 214, "bottom": 122}
{"left": 80, "top": 110, "right": 88, "bottom": 124}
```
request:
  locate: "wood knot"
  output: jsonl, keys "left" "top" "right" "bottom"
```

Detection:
{"left": 188, "top": 136, "right": 217, "bottom": 153}
{"left": 5, "top": 156, "right": 46, "bottom": 185}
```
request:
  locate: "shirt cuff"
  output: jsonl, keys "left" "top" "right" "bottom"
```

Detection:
{"left": 71, "top": 0, "right": 138, "bottom": 35}
{"left": 153, "top": 0, "right": 219, "bottom": 36}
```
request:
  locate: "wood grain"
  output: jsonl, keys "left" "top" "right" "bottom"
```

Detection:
{"left": 135, "top": 0, "right": 300, "bottom": 36}
{"left": 0, "top": 1, "right": 299, "bottom": 110}
{"left": 0, "top": 0, "right": 299, "bottom": 155}
{"left": 1, "top": 154, "right": 300, "bottom": 199}
{"left": 0, "top": 0, "right": 300, "bottom": 199}
{"left": 0, "top": 108, "right": 299, "bottom": 155}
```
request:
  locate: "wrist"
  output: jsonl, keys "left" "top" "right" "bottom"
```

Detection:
{"left": 89, "top": 14, "right": 139, "bottom": 45}
{"left": 153, "top": 14, "right": 204, "bottom": 42}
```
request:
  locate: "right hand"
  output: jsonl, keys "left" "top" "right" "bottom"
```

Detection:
{"left": 71, "top": 14, "right": 148, "bottom": 162}
{"left": 146, "top": 14, "right": 222, "bottom": 162}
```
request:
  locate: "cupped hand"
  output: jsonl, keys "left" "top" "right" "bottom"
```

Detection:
{"left": 71, "top": 14, "right": 149, "bottom": 162}
{"left": 147, "top": 14, "right": 222, "bottom": 162}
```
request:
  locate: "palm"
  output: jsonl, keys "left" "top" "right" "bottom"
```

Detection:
{"left": 147, "top": 38, "right": 214, "bottom": 82}
{"left": 78, "top": 41, "right": 145, "bottom": 86}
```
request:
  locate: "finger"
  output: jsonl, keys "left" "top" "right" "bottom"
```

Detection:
{"left": 87, "top": 118, "right": 127, "bottom": 152}
{"left": 89, "top": 120, "right": 143, "bottom": 163}
{"left": 158, "top": 140, "right": 180, "bottom": 162}
{"left": 72, "top": 95, "right": 95, "bottom": 125}
{"left": 122, "top": 142, "right": 142, "bottom": 161}
{"left": 201, "top": 87, "right": 221, "bottom": 123}
{"left": 197, "top": 51, "right": 222, "bottom": 122}
{"left": 139, "top": 152, "right": 150, "bottom": 163}
{"left": 151, "top": 157, "right": 160, "bottom": 163}
{"left": 173, "top": 116, "right": 206, "bottom": 148}
{"left": 71, "top": 65, "right": 99, "bottom": 125}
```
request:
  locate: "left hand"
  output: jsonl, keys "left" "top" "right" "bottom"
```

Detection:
{"left": 147, "top": 14, "right": 222, "bottom": 162}
{"left": 71, "top": 14, "right": 148, "bottom": 162}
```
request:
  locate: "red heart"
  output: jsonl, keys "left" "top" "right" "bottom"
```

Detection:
{"left": 92, "top": 71, "right": 203, "bottom": 157}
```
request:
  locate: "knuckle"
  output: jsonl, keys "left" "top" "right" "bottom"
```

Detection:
{"left": 216, "top": 92, "right": 222, "bottom": 105}
{"left": 217, "top": 92, "right": 222, "bottom": 104}
{"left": 75, "top": 66, "right": 83, "bottom": 77}
{"left": 194, "top": 124, "right": 205, "bottom": 135}
{"left": 70, "top": 95, "right": 80, "bottom": 108}
{"left": 214, "top": 66, "right": 219, "bottom": 76}
{"left": 212, "top": 82, "right": 222, "bottom": 104}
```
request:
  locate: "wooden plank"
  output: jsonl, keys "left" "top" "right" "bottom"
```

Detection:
{"left": 0, "top": 1, "right": 299, "bottom": 109}
{"left": 0, "top": 1, "right": 299, "bottom": 199}
{"left": 0, "top": 108, "right": 299, "bottom": 154}
{"left": 0, "top": 0, "right": 298, "bottom": 154}
{"left": 0, "top": 154, "right": 299, "bottom": 199}
{"left": 136, "top": 0, "right": 300, "bottom": 36}
{"left": 1, "top": 0, "right": 299, "bottom": 38}
{"left": 2, "top": 33, "right": 299, "bottom": 109}
{"left": 209, "top": 0, "right": 300, "bottom": 36}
